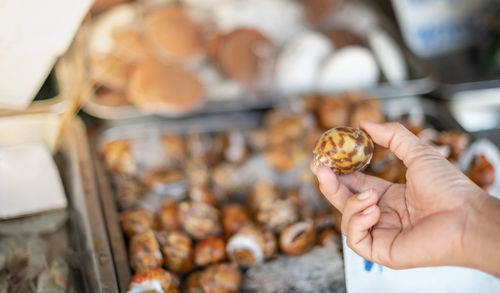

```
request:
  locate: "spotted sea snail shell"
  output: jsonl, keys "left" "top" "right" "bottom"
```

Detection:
{"left": 313, "top": 126, "right": 374, "bottom": 175}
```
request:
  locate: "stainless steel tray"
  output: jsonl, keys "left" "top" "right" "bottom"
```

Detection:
{"left": 0, "top": 116, "right": 119, "bottom": 292}
{"left": 61, "top": 117, "right": 119, "bottom": 292}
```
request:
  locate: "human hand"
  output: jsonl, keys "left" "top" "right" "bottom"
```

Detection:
{"left": 312, "top": 121, "right": 492, "bottom": 271}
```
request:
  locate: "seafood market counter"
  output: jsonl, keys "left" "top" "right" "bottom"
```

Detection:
{"left": 88, "top": 95, "right": 499, "bottom": 292}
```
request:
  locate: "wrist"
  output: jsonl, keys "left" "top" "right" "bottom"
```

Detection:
{"left": 463, "top": 191, "right": 500, "bottom": 276}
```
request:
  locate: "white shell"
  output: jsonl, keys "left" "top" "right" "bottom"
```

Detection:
{"left": 226, "top": 234, "right": 264, "bottom": 265}
{"left": 89, "top": 4, "right": 138, "bottom": 56}
{"left": 212, "top": 0, "right": 305, "bottom": 44}
{"left": 276, "top": 31, "right": 333, "bottom": 94}
{"left": 368, "top": 28, "right": 407, "bottom": 83}
{"left": 316, "top": 46, "right": 379, "bottom": 93}
{"left": 457, "top": 139, "right": 500, "bottom": 198}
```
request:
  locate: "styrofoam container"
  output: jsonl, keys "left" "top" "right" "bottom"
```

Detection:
{"left": 343, "top": 236, "right": 500, "bottom": 293}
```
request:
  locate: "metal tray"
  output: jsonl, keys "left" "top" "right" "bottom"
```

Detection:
{"left": 77, "top": 0, "right": 434, "bottom": 120}
{"left": 92, "top": 96, "right": 463, "bottom": 292}
{"left": 0, "top": 115, "right": 119, "bottom": 292}
{"left": 60, "top": 117, "right": 119, "bottom": 292}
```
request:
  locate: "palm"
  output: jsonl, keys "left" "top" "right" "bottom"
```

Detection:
{"left": 354, "top": 154, "right": 478, "bottom": 268}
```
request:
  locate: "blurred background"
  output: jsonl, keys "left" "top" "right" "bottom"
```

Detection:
{"left": 0, "top": 0, "right": 499, "bottom": 292}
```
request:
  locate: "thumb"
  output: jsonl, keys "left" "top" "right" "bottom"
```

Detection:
{"left": 360, "top": 120, "right": 440, "bottom": 167}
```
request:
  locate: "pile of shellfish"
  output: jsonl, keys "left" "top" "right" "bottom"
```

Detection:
{"left": 87, "top": 0, "right": 409, "bottom": 116}
{"left": 102, "top": 93, "right": 498, "bottom": 292}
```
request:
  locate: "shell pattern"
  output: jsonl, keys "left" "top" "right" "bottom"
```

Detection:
{"left": 313, "top": 127, "right": 374, "bottom": 174}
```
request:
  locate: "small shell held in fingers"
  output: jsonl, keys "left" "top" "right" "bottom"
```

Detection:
{"left": 279, "top": 221, "right": 315, "bottom": 256}
{"left": 313, "top": 126, "right": 374, "bottom": 175}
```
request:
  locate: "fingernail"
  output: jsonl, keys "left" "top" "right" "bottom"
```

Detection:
{"left": 357, "top": 190, "right": 372, "bottom": 201}
{"left": 362, "top": 205, "right": 376, "bottom": 215}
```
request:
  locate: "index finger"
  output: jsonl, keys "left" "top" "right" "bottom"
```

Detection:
{"left": 360, "top": 120, "right": 438, "bottom": 167}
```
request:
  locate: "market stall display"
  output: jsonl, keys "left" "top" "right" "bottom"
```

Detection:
{"left": 95, "top": 94, "right": 498, "bottom": 292}
{"left": 1, "top": 0, "right": 500, "bottom": 292}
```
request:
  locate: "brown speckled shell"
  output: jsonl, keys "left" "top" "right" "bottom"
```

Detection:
{"left": 313, "top": 127, "right": 374, "bottom": 174}
{"left": 129, "top": 230, "right": 164, "bottom": 271}
{"left": 156, "top": 230, "right": 194, "bottom": 273}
